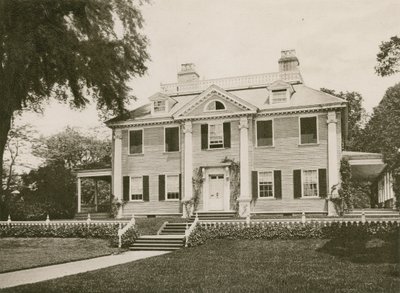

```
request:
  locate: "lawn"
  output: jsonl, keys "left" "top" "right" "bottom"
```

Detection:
{"left": 0, "top": 238, "right": 119, "bottom": 273}
{"left": 3, "top": 238, "right": 399, "bottom": 292}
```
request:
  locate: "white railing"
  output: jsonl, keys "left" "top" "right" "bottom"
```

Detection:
{"left": 185, "top": 213, "right": 199, "bottom": 247}
{"left": 157, "top": 221, "right": 168, "bottom": 235}
{"left": 160, "top": 71, "right": 303, "bottom": 95}
{"left": 117, "top": 214, "right": 136, "bottom": 248}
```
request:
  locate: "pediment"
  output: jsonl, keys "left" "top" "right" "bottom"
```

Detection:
{"left": 173, "top": 85, "right": 257, "bottom": 118}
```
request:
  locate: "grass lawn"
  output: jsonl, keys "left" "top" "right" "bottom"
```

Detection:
{"left": 135, "top": 217, "right": 188, "bottom": 235}
{"left": 0, "top": 238, "right": 119, "bottom": 273}
{"left": 3, "top": 238, "right": 399, "bottom": 292}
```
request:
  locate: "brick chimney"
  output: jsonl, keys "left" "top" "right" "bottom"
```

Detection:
{"left": 177, "top": 63, "right": 199, "bottom": 83}
{"left": 278, "top": 50, "right": 300, "bottom": 72}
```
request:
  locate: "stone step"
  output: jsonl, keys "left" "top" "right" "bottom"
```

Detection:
{"left": 130, "top": 246, "right": 181, "bottom": 251}
{"left": 135, "top": 239, "right": 184, "bottom": 244}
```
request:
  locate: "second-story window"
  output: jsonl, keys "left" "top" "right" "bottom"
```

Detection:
{"left": 271, "top": 90, "right": 287, "bottom": 104}
{"left": 129, "top": 129, "right": 143, "bottom": 154}
{"left": 165, "top": 127, "right": 179, "bottom": 152}
{"left": 256, "top": 120, "right": 273, "bottom": 147}
{"left": 300, "top": 116, "right": 318, "bottom": 144}
{"left": 209, "top": 123, "right": 224, "bottom": 149}
{"left": 154, "top": 100, "right": 166, "bottom": 113}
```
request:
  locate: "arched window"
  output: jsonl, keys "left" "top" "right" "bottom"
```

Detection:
{"left": 205, "top": 100, "right": 226, "bottom": 111}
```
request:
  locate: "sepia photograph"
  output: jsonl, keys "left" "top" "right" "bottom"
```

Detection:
{"left": 0, "top": 0, "right": 399, "bottom": 292}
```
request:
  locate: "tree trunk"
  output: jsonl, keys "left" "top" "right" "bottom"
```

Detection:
{"left": 0, "top": 112, "right": 12, "bottom": 219}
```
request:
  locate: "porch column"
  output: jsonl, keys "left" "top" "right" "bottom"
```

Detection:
{"left": 112, "top": 129, "right": 123, "bottom": 218}
{"left": 238, "top": 117, "right": 251, "bottom": 217}
{"left": 183, "top": 121, "right": 193, "bottom": 217}
{"left": 77, "top": 177, "right": 81, "bottom": 213}
{"left": 327, "top": 111, "right": 339, "bottom": 216}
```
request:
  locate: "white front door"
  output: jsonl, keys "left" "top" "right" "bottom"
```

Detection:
{"left": 208, "top": 174, "right": 224, "bottom": 210}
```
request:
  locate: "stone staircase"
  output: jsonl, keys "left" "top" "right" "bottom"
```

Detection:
{"left": 130, "top": 211, "right": 236, "bottom": 251}
{"left": 344, "top": 208, "right": 399, "bottom": 218}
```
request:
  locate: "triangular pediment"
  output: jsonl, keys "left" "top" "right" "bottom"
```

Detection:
{"left": 173, "top": 85, "right": 257, "bottom": 118}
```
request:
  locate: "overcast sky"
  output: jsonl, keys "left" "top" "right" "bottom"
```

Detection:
{"left": 20, "top": 0, "right": 400, "bottom": 136}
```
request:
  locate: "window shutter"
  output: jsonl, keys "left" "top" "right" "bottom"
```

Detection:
{"left": 274, "top": 170, "right": 282, "bottom": 199}
{"left": 179, "top": 174, "right": 182, "bottom": 200}
{"left": 223, "top": 122, "right": 231, "bottom": 148}
{"left": 201, "top": 124, "right": 208, "bottom": 150}
{"left": 123, "top": 176, "right": 130, "bottom": 201}
{"left": 293, "top": 170, "right": 302, "bottom": 199}
{"left": 159, "top": 175, "right": 165, "bottom": 201}
{"left": 143, "top": 176, "right": 149, "bottom": 201}
{"left": 252, "top": 171, "right": 258, "bottom": 200}
{"left": 318, "top": 169, "right": 327, "bottom": 198}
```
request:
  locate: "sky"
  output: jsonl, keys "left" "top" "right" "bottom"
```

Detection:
{"left": 20, "top": 0, "right": 400, "bottom": 136}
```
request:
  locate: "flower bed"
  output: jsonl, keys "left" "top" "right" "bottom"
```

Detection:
{"left": 187, "top": 221, "right": 400, "bottom": 247}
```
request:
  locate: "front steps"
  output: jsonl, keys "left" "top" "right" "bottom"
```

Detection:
{"left": 130, "top": 235, "right": 185, "bottom": 251}
{"left": 344, "top": 209, "right": 399, "bottom": 218}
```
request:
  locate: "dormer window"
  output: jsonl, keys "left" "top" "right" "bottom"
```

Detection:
{"left": 154, "top": 100, "right": 166, "bottom": 113}
{"left": 205, "top": 100, "right": 226, "bottom": 111}
{"left": 271, "top": 89, "right": 287, "bottom": 104}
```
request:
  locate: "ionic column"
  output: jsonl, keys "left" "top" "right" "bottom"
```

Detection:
{"left": 327, "top": 111, "right": 339, "bottom": 216}
{"left": 238, "top": 117, "right": 251, "bottom": 217}
{"left": 112, "top": 129, "right": 123, "bottom": 218}
{"left": 183, "top": 121, "right": 193, "bottom": 217}
{"left": 77, "top": 177, "right": 81, "bottom": 213}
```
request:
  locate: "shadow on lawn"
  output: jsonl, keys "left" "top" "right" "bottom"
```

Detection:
{"left": 317, "top": 235, "right": 400, "bottom": 265}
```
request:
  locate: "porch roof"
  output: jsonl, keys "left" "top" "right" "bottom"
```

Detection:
{"left": 74, "top": 168, "right": 112, "bottom": 180}
{"left": 342, "top": 151, "right": 386, "bottom": 180}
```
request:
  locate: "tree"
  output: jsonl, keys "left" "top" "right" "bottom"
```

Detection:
{"left": 34, "top": 127, "right": 111, "bottom": 169}
{"left": 375, "top": 36, "right": 400, "bottom": 77}
{"left": 320, "top": 88, "right": 367, "bottom": 151}
{"left": 0, "top": 0, "right": 149, "bottom": 195}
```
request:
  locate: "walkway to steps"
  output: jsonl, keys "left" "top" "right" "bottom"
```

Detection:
{"left": 130, "top": 211, "right": 236, "bottom": 251}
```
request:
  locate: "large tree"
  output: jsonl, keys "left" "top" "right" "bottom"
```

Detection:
{"left": 375, "top": 35, "right": 400, "bottom": 77}
{"left": 0, "top": 0, "right": 149, "bottom": 195}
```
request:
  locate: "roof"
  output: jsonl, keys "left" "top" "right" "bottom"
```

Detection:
{"left": 106, "top": 73, "right": 347, "bottom": 126}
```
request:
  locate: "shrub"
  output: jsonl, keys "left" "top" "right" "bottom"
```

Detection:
{"left": 187, "top": 221, "right": 400, "bottom": 247}
{"left": 109, "top": 227, "right": 139, "bottom": 248}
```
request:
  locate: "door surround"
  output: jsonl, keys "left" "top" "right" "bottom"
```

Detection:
{"left": 202, "top": 166, "right": 230, "bottom": 211}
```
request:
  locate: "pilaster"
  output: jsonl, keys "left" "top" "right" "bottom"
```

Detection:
{"left": 183, "top": 121, "right": 193, "bottom": 217}
{"left": 238, "top": 117, "right": 251, "bottom": 217}
{"left": 112, "top": 129, "right": 123, "bottom": 218}
{"left": 327, "top": 111, "right": 339, "bottom": 216}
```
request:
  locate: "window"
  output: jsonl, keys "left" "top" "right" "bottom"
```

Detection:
{"left": 256, "top": 120, "right": 273, "bottom": 146}
{"left": 302, "top": 170, "right": 318, "bottom": 197}
{"left": 259, "top": 171, "right": 274, "bottom": 198}
{"left": 165, "top": 127, "right": 179, "bottom": 152}
{"left": 209, "top": 123, "right": 224, "bottom": 149}
{"left": 154, "top": 100, "right": 166, "bottom": 112}
{"left": 166, "top": 175, "right": 179, "bottom": 200}
{"left": 271, "top": 90, "right": 287, "bottom": 104}
{"left": 129, "top": 130, "right": 143, "bottom": 154}
{"left": 130, "top": 176, "right": 143, "bottom": 200}
{"left": 206, "top": 100, "right": 225, "bottom": 111}
{"left": 300, "top": 116, "right": 318, "bottom": 144}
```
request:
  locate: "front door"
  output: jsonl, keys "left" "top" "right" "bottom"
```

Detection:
{"left": 208, "top": 174, "right": 224, "bottom": 210}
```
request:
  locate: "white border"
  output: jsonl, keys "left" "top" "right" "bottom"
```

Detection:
{"left": 165, "top": 173, "right": 180, "bottom": 201}
{"left": 207, "top": 121, "right": 225, "bottom": 150}
{"left": 257, "top": 170, "right": 275, "bottom": 199}
{"left": 129, "top": 175, "right": 144, "bottom": 201}
{"left": 300, "top": 169, "right": 320, "bottom": 198}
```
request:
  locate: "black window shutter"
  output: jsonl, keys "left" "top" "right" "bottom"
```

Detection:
{"left": 274, "top": 170, "right": 282, "bottom": 199}
{"left": 293, "top": 170, "right": 302, "bottom": 199}
{"left": 159, "top": 175, "right": 165, "bottom": 201}
{"left": 318, "top": 169, "right": 327, "bottom": 198}
{"left": 143, "top": 176, "right": 149, "bottom": 201}
{"left": 179, "top": 174, "right": 182, "bottom": 200}
{"left": 223, "top": 122, "right": 231, "bottom": 148}
{"left": 123, "top": 176, "right": 130, "bottom": 201}
{"left": 201, "top": 124, "right": 208, "bottom": 150}
{"left": 252, "top": 171, "right": 258, "bottom": 200}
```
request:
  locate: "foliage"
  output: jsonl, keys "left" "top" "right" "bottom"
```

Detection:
{"left": 359, "top": 83, "right": 400, "bottom": 208}
{"left": 221, "top": 157, "right": 240, "bottom": 213}
{"left": 375, "top": 35, "right": 400, "bottom": 77}
{"left": 320, "top": 88, "right": 368, "bottom": 151}
{"left": 350, "top": 180, "right": 373, "bottom": 209}
{"left": 187, "top": 221, "right": 399, "bottom": 247}
{"left": 34, "top": 127, "right": 111, "bottom": 169}
{"left": 338, "top": 158, "right": 352, "bottom": 210}
{"left": 0, "top": 223, "right": 121, "bottom": 239}
{"left": 109, "top": 227, "right": 139, "bottom": 248}
{"left": 0, "top": 0, "right": 149, "bottom": 198}
{"left": 110, "top": 195, "right": 127, "bottom": 218}
{"left": 189, "top": 167, "right": 203, "bottom": 213}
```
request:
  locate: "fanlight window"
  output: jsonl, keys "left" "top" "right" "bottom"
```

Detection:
{"left": 206, "top": 100, "right": 225, "bottom": 111}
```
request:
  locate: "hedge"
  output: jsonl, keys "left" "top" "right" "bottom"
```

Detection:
{"left": 0, "top": 223, "right": 139, "bottom": 248}
{"left": 187, "top": 221, "right": 400, "bottom": 247}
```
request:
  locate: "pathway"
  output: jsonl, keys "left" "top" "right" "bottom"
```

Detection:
{"left": 0, "top": 250, "right": 169, "bottom": 289}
